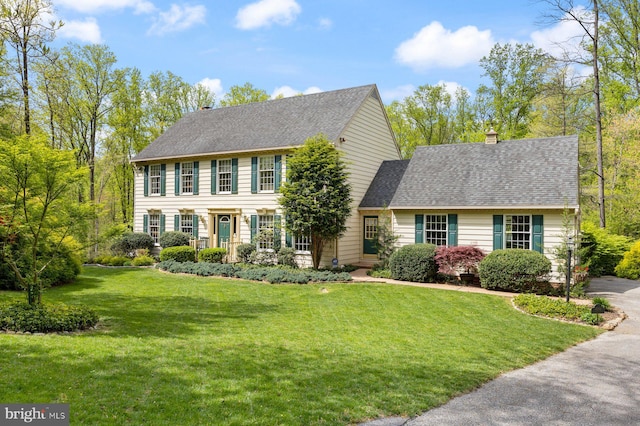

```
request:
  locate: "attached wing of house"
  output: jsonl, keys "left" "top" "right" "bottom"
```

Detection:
{"left": 360, "top": 133, "right": 579, "bottom": 278}
{"left": 131, "top": 84, "right": 401, "bottom": 266}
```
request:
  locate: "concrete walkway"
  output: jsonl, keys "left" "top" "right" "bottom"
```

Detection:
{"left": 356, "top": 275, "right": 640, "bottom": 426}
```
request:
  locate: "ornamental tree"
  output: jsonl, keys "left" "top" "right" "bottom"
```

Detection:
{"left": 279, "top": 134, "right": 352, "bottom": 269}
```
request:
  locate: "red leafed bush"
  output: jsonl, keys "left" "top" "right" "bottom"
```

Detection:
{"left": 435, "top": 246, "right": 485, "bottom": 276}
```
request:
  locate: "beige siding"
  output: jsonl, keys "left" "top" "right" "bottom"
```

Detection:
{"left": 335, "top": 95, "right": 400, "bottom": 265}
{"left": 393, "top": 209, "right": 571, "bottom": 282}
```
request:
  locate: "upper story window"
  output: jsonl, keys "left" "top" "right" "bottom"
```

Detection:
{"left": 259, "top": 156, "right": 275, "bottom": 192}
{"left": 506, "top": 215, "right": 530, "bottom": 249}
{"left": 218, "top": 159, "right": 232, "bottom": 193}
{"left": 181, "top": 162, "right": 194, "bottom": 194}
{"left": 425, "top": 214, "right": 447, "bottom": 246}
{"left": 149, "top": 165, "right": 161, "bottom": 195}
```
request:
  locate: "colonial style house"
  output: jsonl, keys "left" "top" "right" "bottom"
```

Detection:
{"left": 132, "top": 84, "right": 579, "bottom": 276}
{"left": 131, "top": 84, "right": 401, "bottom": 266}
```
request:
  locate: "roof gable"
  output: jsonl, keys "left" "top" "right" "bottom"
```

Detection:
{"left": 389, "top": 135, "right": 579, "bottom": 208}
{"left": 359, "top": 160, "right": 410, "bottom": 208}
{"left": 133, "top": 84, "right": 378, "bottom": 162}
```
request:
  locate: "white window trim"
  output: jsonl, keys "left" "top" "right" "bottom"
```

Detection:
{"left": 505, "top": 214, "right": 532, "bottom": 250}
{"left": 181, "top": 162, "right": 194, "bottom": 195}
{"left": 258, "top": 156, "right": 275, "bottom": 193}
{"left": 149, "top": 164, "right": 161, "bottom": 196}
{"left": 424, "top": 214, "right": 447, "bottom": 246}
{"left": 217, "top": 159, "right": 232, "bottom": 194}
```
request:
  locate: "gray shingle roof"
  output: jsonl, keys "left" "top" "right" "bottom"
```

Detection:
{"left": 132, "top": 84, "right": 378, "bottom": 162}
{"left": 386, "top": 135, "right": 579, "bottom": 209}
{"left": 359, "top": 160, "right": 410, "bottom": 208}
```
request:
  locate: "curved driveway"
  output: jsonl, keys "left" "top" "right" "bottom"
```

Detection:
{"left": 361, "top": 276, "right": 640, "bottom": 426}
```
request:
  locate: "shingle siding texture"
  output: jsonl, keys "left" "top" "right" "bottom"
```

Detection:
{"left": 389, "top": 135, "right": 579, "bottom": 208}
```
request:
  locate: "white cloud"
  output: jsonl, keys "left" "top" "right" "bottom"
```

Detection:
{"left": 530, "top": 7, "right": 590, "bottom": 59}
{"left": 318, "top": 18, "right": 332, "bottom": 30}
{"left": 147, "top": 4, "right": 207, "bottom": 36}
{"left": 235, "top": 0, "right": 301, "bottom": 30}
{"left": 271, "top": 85, "right": 322, "bottom": 98}
{"left": 58, "top": 17, "right": 103, "bottom": 43}
{"left": 395, "top": 21, "right": 495, "bottom": 71}
{"left": 380, "top": 84, "right": 415, "bottom": 102}
{"left": 55, "top": 0, "right": 155, "bottom": 14}
{"left": 197, "top": 78, "right": 224, "bottom": 99}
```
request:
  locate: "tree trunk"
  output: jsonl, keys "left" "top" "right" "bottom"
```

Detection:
{"left": 311, "top": 234, "right": 325, "bottom": 269}
{"left": 593, "top": 0, "right": 606, "bottom": 228}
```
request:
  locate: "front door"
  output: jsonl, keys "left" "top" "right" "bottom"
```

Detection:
{"left": 363, "top": 216, "right": 378, "bottom": 255}
{"left": 217, "top": 215, "right": 231, "bottom": 249}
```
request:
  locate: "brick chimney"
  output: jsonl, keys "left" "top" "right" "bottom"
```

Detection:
{"left": 485, "top": 128, "right": 498, "bottom": 144}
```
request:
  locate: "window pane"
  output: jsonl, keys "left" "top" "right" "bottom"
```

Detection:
{"left": 180, "top": 214, "right": 194, "bottom": 236}
{"left": 150, "top": 165, "right": 161, "bottom": 195}
{"left": 181, "top": 162, "right": 193, "bottom": 194}
{"left": 259, "top": 156, "right": 275, "bottom": 192}
{"left": 218, "top": 159, "right": 232, "bottom": 193}
{"left": 149, "top": 214, "right": 160, "bottom": 244}
{"left": 257, "top": 214, "right": 274, "bottom": 250}
{"left": 364, "top": 218, "right": 378, "bottom": 239}
{"left": 294, "top": 234, "right": 311, "bottom": 252}
{"left": 425, "top": 214, "right": 447, "bottom": 246}
{"left": 506, "top": 215, "right": 530, "bottom": 249}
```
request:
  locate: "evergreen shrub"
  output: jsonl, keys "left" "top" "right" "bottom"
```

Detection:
{"left": 614, "top": 240, "right": 640, "bottom": 280}
{"left": 388, "top": 244, "right": 437, "bottom": 283}
{"left": 159, "top": 246, "right": 196, "bottom": 263}
{"left": 478, "top": 249, "right": 551, "bottom": 292}
{"left": 159, "top": 231, "right": 191, "bottom": 248}
{"left": 198, "top": 248, "right": 227, "bottom": 263}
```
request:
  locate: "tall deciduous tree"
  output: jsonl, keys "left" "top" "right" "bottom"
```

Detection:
{"left": 478, "top": 43, "right": 551, "bottom": 139}
{"left": 0, "top": 0, "right": 61, "bottom": 134}
{"left": 0, "top": 134, "right": 86, "bottom": 305}
{"left": 279, "top": 134, "right": 352, "bottom": 269}
{"left": 219, "top": 82, "right": 269, "bottom": 107}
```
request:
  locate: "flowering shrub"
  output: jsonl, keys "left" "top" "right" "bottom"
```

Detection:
{"left": 435, "top": 246, "right": 485, "bottom": 276}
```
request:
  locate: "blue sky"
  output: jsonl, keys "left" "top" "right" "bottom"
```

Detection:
{"left": 51, "top": 0, "right": 587, "bottom": 103}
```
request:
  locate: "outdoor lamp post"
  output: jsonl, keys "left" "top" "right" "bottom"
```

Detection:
{"left": 566, "top": 236, "right": 574, "bottom": 303}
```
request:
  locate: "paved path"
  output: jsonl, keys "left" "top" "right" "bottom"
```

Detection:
{"left": 357, "top": 275, "right": 640, "bottom": 426}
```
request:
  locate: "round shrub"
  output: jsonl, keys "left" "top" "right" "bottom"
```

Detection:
{"left": 111, "top": 232, "right": 155, "bottom": 257}
{"left": 277, "top": 247, "right": 298, "bottom": 268}
{"left": 159, "top": 231, "right": 191, "bottom": 248}
{"left": 388, "top": 243, "right": 437, "bottom": 283}
{"left": 236, "top": 243, "right": 256, "bottom": 263}
{"left": 131, "top": 255, "right": 156, "bottom": 266}
{"left": 478, "top": 249, "right": 551, "bottom": 292}
{"left": 160, "top": 246, "right": 196, "bottom": 263}
{"left": 198, "top": 247, "right": 227, "bottom": 263}
{"left": 0, "top": 301, "right": 99, "bottom": 333}
{"left": 614, "top": 240, "right": 640, "bottom": 280}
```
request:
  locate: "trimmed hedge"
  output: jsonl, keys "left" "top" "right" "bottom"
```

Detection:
{"left": 156, "top": 260, "right": 352, "bottom": 284}
{"left": 198, "top": 248, "right": 227, "bottom": 263}
{"left": 478, "top": 249, "right": 551, "bottom": 292}
{"left": 159, "top": 231, "right": 191, "bottom": 248}
{"left": 111, "top": 232, "right": 154, "bottom": 257}
{"left": 388, "top": 243, "right": 437, "bottom": 283}
{"left": 0, "top": 301, "right": 99, "bottom": 333}
{"left": 159, "top": 246, "right": 196, "bottom": 263}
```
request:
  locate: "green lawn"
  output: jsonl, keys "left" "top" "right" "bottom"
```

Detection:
{"left": 0, "top": 266, "right": 601, "bottom": 425}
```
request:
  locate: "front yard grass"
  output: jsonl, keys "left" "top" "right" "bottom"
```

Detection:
{"left": 0, "top": 266, "right": 601, "bottom": 425}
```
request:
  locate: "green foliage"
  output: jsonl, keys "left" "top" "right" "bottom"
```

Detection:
{"left": 156, "top": 261, "right": 352, "bottom": 284}
{"left": 218, "top": 82, "right": 269, "bottom": 107}
{"left": 236, "top": 243, "right": 256, "bottom": 263}
{"left": 276, "top": 247, "right": 298, "bottom": 268}
{"left": 368, "top": 268, "right": 392, "bottom": 279}
{"left": 388, "top": 244, "right": 437, "bottom": 283}
{"left": 592, "top": 296, "right": 611, "bottom": 311}
{"left": 131, "top": 255, "right": 156, "bottom": 267}
{"left": 279, "top": 133, "right": 352, "bottom": 268}
{"left": 0, "top": 301, "right": 99, "bottom": 333}
{"left": 198, "top": 248, "right": 227, "bottom": 263}
{"left": 159, "top": 231, "right": 191, "bottom": 248}
{"left": 580, "top": 221, "right": 631, "bottom": 276}
{"left": 92, "top": 255, "right": 130, "bottom": 266}
{"left": 249, "top": 250, "right": 277, "bottom": 266}
{"left": 373, "top": 207, "right": 399, "bottom": 268}
{"left": 513, "top": 294, "right": 602, "bottom": 324}
{"left": 159, "top": 246, "right": 195, "bottom": 263}
{"left": 110, "top": 232, "right": 155, "bottom": 257}
{"left": 478, "top": 249, "right": 552, "bottom": 293}
{"left": 614, "top": 240, "right": 640, "bottom": 279}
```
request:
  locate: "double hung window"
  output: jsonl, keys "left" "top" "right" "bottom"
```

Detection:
{"left": 505, "top": 215, "right": 531, "bottom": 249}
{"left": 425, "top": 214, "right": 447, "bottom": 246}
{"left": 181, "top": 162, "right": 194, "bottom": 194}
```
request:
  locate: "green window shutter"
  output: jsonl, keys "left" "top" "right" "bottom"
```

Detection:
{"left": 251, "top": 157, "right": 258, "bottom": 193}
{"left": 250, "top": 215, "right": 257, "bottom": 243}
{"left": 193, "top": 161, "right": 199, "bottom": 195}
{"left": 285, "top": 230, "right": 292, "bottom": 248}
{"left": 274, "top": 155, "right": 282, "bottom": 193}
{"left": 192, "top": 215, "right": 199, "bottom": 238}
{"left": 493, "top": 215, "right": 504, "bottom": 250}
{"left": 160, "top": 214, "right": 166, "bottom": 235}
{"left": 532, "top": 215, "right": 544, "bottom": 254}
{"left": 174, "top": 163, "right": 180, "bottom": 196}
{"left": 210, "top": 160, "right": 217, "bottom": 194}
{"left": 274, "top": 215, "right": 282, "bottom": 250}
{"left": 415, "top": 214, "right": 424, "bottom": 243}
{"left": 447, "top": 214, "right": 458, "bottom": 247}
{"left": 232, "top": 158, "right": 238, "bottom": 194}
{"left": 174, "top": 215, "right": 180, "bottom": 231}
{"left": 160, "top": 164, "right": 166, "bottom": 196}
{"left": 143, "top": 165, "right": 149, "bottom": 197}
{"left": 143, "top": 214, "right": 149, "bottom": 233}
